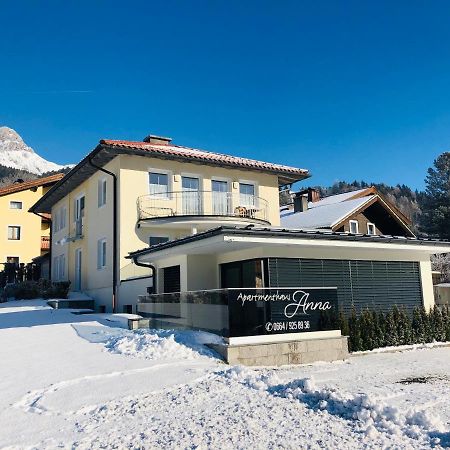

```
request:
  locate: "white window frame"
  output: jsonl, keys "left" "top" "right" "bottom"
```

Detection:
{"left": 148, "top": 169, "right": 172, "bottom": 200}
{"left": 53, "top": 208, "right": 60, "bottom": 232}
{"left": 74, "top": 193, "right": 86, "bottom": 222}
{"left": 7, "top": 225, "right": 21, "bottom": 241}
{"left": 53, "top": 254, "right": 65, "bottom": 281}
{"left": 238, "top": 179, "right": 258, "bottom": 207}
{"left": 97, "top": 238, "right": 107, "bottom": 270}
{"left": 60, "top": 205, "right": 66, "bottom": 230}
{"left": 9, "top": 201, "right": 23, "bottom": 210}
{"left": 349, "top": 220, "right": 359, "bottom": 234}
{"left": 98, "top": 178, "right": 107, "bottom": 208}
{"left": 367, "top": 222, "right": 376, "bottom": 235}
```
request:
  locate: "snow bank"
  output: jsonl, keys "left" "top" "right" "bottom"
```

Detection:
{"left": 221, "top": 366, "right": 450, "bottom": 447}
{"left": 104, "top": 329, "right": 224, "bottom": 361}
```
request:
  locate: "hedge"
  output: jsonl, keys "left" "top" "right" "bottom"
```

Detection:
{"left": 341, "top": 305, "right": 450, "bottom": 352}
{"left": 1, "top": 280, "right": 71, "bottom": 300}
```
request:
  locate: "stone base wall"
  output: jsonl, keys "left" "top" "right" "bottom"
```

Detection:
{"left": 209, "top": 336, "right": 349, "bottom": 366}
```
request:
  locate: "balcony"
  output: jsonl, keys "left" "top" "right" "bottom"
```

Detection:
{"left": 41, "top": 236, "right": 50, "bottom": 251}
{"left": 137, "top": 191, "right": 270, "bottom": 228}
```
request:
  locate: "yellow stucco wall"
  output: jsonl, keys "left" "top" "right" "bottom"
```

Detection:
{"left": 0, "top": 186, "right": 49, "bottom": 264}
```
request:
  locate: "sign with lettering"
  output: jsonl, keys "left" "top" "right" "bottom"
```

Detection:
{"left": 227, "top": 288, "right": 338, "bottom": 337}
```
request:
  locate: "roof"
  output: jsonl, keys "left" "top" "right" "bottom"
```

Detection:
{"left": 280, "top": 186, "right": 413, "bottom": 234}
{"left": 307, "top": 188, "right": 374, "bottom": 209}
{"left": 281, "top": 196, "right": 374, "bottom": 229}
{"left": 30, "top": 139, "right": 310, "bottom": 213}
{"left": 101, "top": 139, "right": 309, "bottom": 180}
{"left": 127, "top": 225, "right": 450, "bottom": 259}
{"left": 0, "top": 173, "right": 64, "bottom": 198}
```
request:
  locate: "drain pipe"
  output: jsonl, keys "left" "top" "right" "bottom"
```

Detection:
{"left": 132, "top": 257, "right": 157, "bottom": 294}
{"left": 33, "top": 212, "right": 53, "bottom": 281}
{"left": 87, "top": 156, "right": 118, "bottom": 313}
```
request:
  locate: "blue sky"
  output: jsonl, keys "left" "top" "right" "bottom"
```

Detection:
{"left": 1, "top": 1, "right": 450, "bottom": 190}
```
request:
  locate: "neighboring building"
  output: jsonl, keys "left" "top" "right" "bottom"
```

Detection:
{"left": 434, "top": 283, "right": 450, "bottom": 307}
{"left": 280, "top": 187, "right": 415, "bottom": 237}
{"left": 0, "top": 174, "right": 64, "bottom": 265}
{"left": 30, "top": 134, "right": 309, "bottom": 312}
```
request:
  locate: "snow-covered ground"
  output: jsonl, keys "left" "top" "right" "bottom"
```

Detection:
{"left": 0, "top": 300, "right": 449, "bottom": 449}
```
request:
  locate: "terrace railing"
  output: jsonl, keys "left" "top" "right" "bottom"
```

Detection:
{"left": 137, "top": 191, "right": 270, "bottom": 223}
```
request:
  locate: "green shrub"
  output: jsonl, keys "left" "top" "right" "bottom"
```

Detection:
{"left": 42, "top": 281, "right": 71, "bottom": 299}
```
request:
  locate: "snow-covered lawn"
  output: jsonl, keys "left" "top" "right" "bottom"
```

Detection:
{"left": 0, "top": 300, "right": 449, "bottom": 449}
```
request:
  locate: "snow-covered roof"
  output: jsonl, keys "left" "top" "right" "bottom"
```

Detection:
{"left": 307, "top": 188, "right": 370, "bottom": 209}
{"left": 280, "top": 196, "right": 374, "bottom": 229}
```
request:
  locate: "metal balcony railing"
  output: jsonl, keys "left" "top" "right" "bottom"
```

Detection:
{"left": 137, "top": 191, "right": 270, "bottom": 223}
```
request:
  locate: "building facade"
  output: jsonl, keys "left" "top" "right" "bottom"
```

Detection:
{"left": 0, "top": 174, "right": 63, "bottom": 265}
{"left": 30, "top": 135, "right": 308, "bottom": 312}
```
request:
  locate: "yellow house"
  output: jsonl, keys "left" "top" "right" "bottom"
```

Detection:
{"left": 30, "top": 135, "right": 308, "bottom": 312}
{"left": 0, "top": 174, "right": 64, "bottom": 265}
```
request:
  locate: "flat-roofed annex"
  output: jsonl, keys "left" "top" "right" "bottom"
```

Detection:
{"left": 30, "top": 138, "right": 310, "bottom": 214}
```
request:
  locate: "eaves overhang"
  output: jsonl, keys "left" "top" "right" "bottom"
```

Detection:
{"left": 128, "top": 226, "right": 450, "bottom": 262}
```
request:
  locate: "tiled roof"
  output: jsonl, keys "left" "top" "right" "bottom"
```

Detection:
{"left": 100, "top": 139, "right": 309, "bottom": 178}
{"left": 0, "top": 173, "right": 64, "bottom": 198}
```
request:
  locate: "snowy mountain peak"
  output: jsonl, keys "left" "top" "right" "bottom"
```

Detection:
{"left": 0, "top": 126, "right": 35, "bottom": 154}
{"left": 0, "top": 126, "right": 72, "bottom": 175}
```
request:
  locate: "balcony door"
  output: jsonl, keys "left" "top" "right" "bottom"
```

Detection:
{"left": 212, "top": 180, "right": 230, "bottom": 215}
{"left": 181, "top": 176, "right": 200, "bottom": 215}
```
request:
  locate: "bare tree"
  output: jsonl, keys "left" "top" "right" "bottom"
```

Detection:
{"left": 431, "top": 253, "right": 450, "bottom": 283}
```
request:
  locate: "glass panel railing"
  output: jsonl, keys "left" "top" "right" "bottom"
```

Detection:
{"left": 137, "top": 287, "right": 340, "bottom": 338}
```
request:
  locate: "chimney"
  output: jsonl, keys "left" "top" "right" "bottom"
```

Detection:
{"left": 143, "top": 134, "right": 172, "bottom": 145}
{"left": 293, "top": 192, "right": 309, "bottom": 213}
{"left": 308, "top": 188, "right": 320, "bottom": 203}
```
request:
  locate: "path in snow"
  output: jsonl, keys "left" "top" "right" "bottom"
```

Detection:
{"left": 0, "top": 300, "right": 449, "bottom": 449}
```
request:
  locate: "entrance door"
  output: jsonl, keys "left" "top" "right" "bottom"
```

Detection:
{"left": 212, "top": 180, "right": 229, "bottom": 215}
{"left": 181, "top": 176, "right": 200, "bottom": 215}
{"left": 74, "top": 248, "right": 82, "bottom": 291}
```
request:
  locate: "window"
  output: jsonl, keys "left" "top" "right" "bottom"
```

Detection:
{"left": 149, "top": 236, "right": 169, "bottom": 247}
{"left": 367, "top": 223, "right": 376, "bottom": 235}
{"left": 239, "top": 182, "right": 255, "bottom": 207}
{"left": 8, "top": 226, "right": 21, "bottom": 240}
{"left": 6, "top": 256, "right": 19, "bottom": 264}
{"left": 212, "top": 180, "right": 230, "bottom": 215}
{"left": 349, "top": 220, "right": 359, "bottom": 234}
{"left": 97, "top": 238, "right": 107, "bottom": 269}
{"left": 60, "top": 206, "right": 66, "bottom": 230}
{"left": 98, "top": 179, "right": 107, "bottom": 207}
{"left": 163, "top": 265, "right": 181, "bottom": 293}
{"left": 75, "top": 196, "right": 85, "bottom": 236}
{"left": 149, "top": 172, "right": 169, "bottom": 198}
{"left": 53, "top": 254, "right": 65, "bottom": 280}
{"left": 53, "top": 206, "right": 66, "bottom": 232}
{"left": 9, "top": 201, "right": 22, "bottom": 209}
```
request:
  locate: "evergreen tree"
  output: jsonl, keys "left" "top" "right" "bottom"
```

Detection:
{"left": 412, "top": 306, "right": 425, "bottom": 343}
{"left": 348, "top": 308, "right": 362, "bottom": 352}
{"left": 419, "top": 152, "right": 450, "bottom": 239}
{"left": 431, "top": 307, "right": 445, "bottom": 342}
{"left": 384, "top": 309, "right": 399, "bottom": 347}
